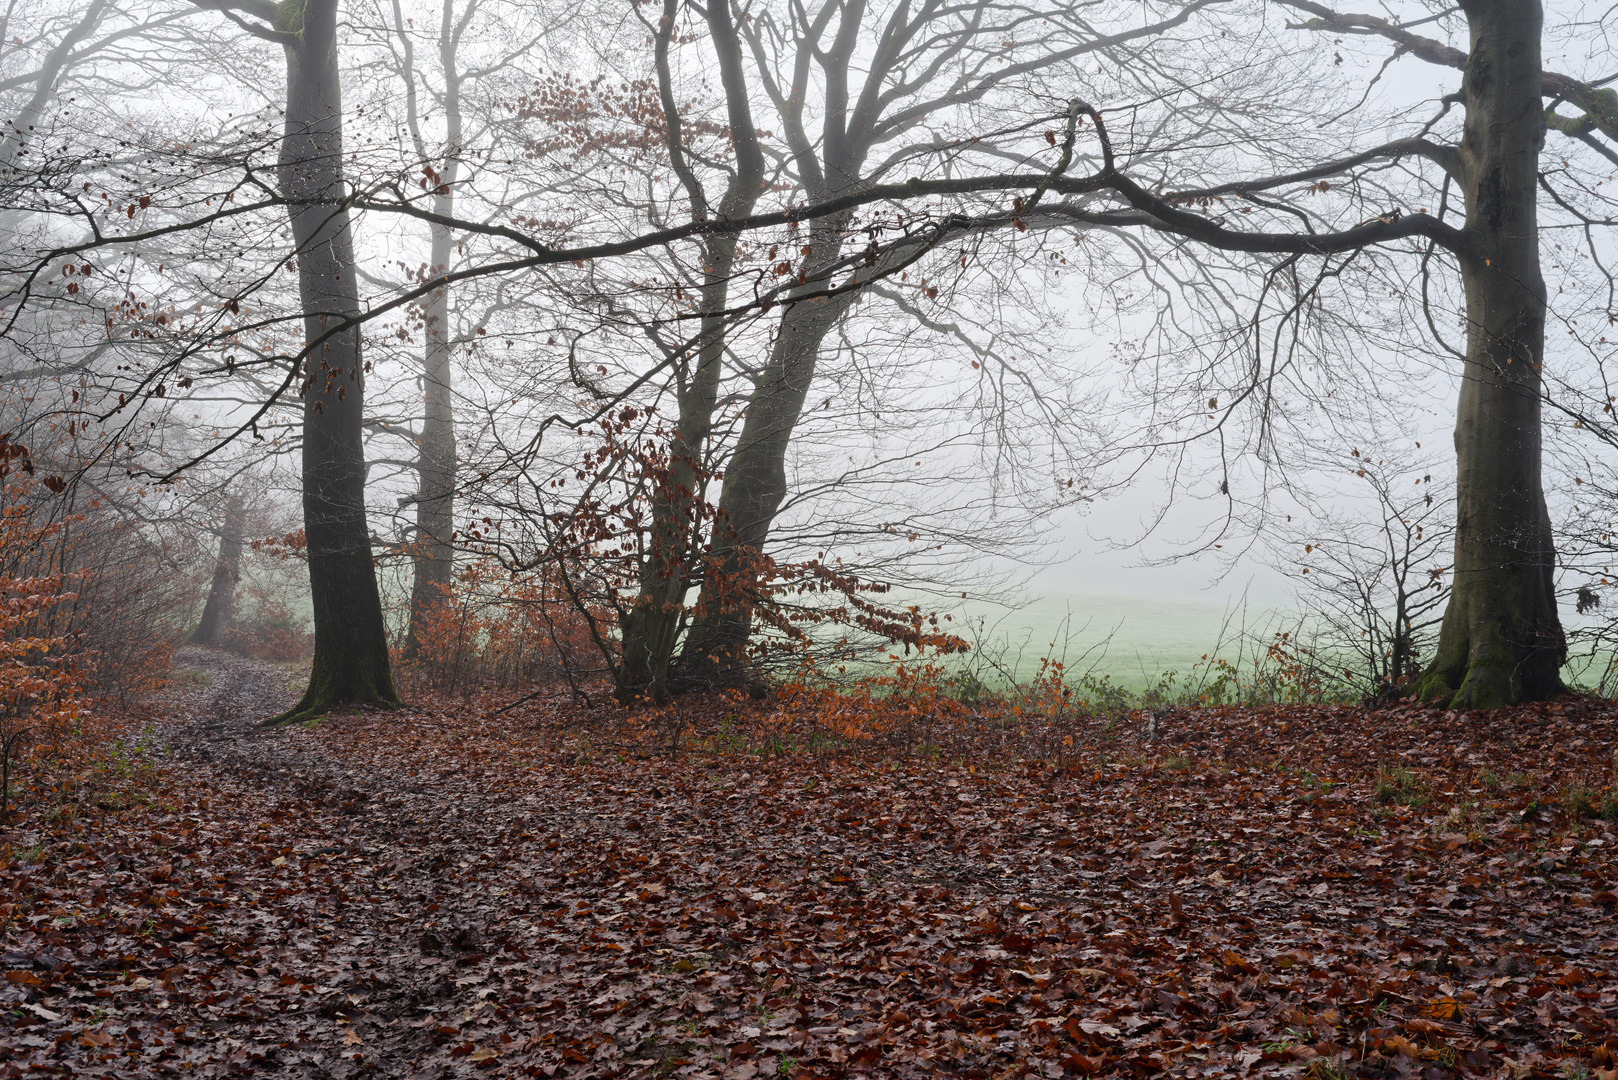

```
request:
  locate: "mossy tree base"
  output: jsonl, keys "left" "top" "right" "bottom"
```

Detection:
{"left": 611, "top": 668, "right": 672, "bottom": 707}
{"left": 671, "top": 644, "right": 750, "bottom": 696}
{"left": 1411, "top": 601, "right": 1564, "bottom": 710}
{"left": 265, "top": 660, "right": 400, "bottom": 726}
{"left": 1412, "top": 659, "right": 1563, "bottom": 711}
{"left": 615, "top": 604, "right": 679, "bottom": 706}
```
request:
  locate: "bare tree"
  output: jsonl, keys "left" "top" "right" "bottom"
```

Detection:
{"left": 600, "top": 0, "right": 769, "bottom": 701}
{"left": 384, "top": 0, "right": 467, "bottom": 659}
{"left": 1257, "top": 0, "right": 1564, "bottom": 706}
{"left": 671, "top": 0, "right": 1228, "bottom": 690}
{"left": 189, "top": 492, "right": 245, "bottom": 646}
{"left": 193, "top": 0, "right": 399, "bottom": 719}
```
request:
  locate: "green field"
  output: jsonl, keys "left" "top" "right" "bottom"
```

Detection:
{"left": 940, "top": 589, "right": 1617, "bottom": 695}
{"left": 945, "top": 590, "right": 1288, "bottom": 689}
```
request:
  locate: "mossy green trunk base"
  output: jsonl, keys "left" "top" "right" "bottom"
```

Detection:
{"left": 1411, "top": 621, "right": 1564, "bottom": 710}
{"left": 267, "top": 656, "right": 400, "bottom": 725}
{"left": 615, "top": 604, "right": 679, "bottom": 705}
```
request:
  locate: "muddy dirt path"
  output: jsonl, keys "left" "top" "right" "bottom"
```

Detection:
{"left": 130, "top": 649, "right": 574, "bottom": 1078}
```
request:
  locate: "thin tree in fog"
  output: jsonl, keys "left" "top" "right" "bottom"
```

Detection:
{"left": 363, "top": 0, "right": 572, "bottom": 659}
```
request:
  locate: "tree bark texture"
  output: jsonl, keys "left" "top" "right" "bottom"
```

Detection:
{"left": 272, "top": 0, "right": 399, "bottom": 720}
{"left": 1414, "top": 0, "right": 1566, "bottom": 707}
{"left": 402, "top": 203, "right": 457, "bottom": 657}
{"left": 403, "top": 0, "right": 461, "bottom": 660}
{"left": 676, "top": 231, "right": 855, "bottom": 687}
{"left": 189, "top": 496, "right": 246, "bottom": 648}
{"left": 614, "top": 0, "right": 764, "bottom": 702}
{"left": 614, "top": 249, "right": 741, "bottom": 702}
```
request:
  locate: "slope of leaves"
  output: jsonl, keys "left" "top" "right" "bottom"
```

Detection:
{"left": 2, "top": 651, "right": 1616, "bottom": 1079}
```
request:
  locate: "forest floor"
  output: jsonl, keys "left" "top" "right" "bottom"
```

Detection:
{"left": 2, "top": 650, "right": 1617, "bottom": 1079}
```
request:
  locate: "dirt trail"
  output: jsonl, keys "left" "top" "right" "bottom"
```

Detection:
{"left": 85, "top": 648, "right": 566, "bottom": 1078}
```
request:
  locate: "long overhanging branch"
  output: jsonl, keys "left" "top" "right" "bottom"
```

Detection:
{"left": 346, "top": 149, "right": 1466, "bottom": 264}
{"left": 23, "top": 100, "right": 1469, "bottom": 311}
{"left": 31, "top": 102, "right": 1477, "bottom": 484}
{"left": 1277, "top": 0, "right": 1618, "bottom": 143}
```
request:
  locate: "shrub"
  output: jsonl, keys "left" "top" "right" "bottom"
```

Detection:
{"left": 59, "top": 505, "right": 193, "bottom": 703}
{"left": 397, "top": 561, "right": 606, "bottom": 695}
{"left": 220, "top": 599, "right": 312, "bottom": 662}
{"left": 218, "top": 533, "right": 315, "bottom": 662}
{"left": 0, "top": 475, "right": 87, "bottom": 821}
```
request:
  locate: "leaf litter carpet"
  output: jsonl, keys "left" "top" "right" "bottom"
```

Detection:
{"left": 2, "top": 651, "right": 1617, "bottom": 1078}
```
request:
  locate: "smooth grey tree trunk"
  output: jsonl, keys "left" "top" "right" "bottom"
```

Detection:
{"left": 271, "top": 0, "right": 399, "bottom": 720}
{"left": 614, "top": 0, "right": 764, "bottom": 703}
{"left": 1414, "top": 0, "right": 1565, "bottom": 706}
{"left": 403, "top": 204, "right": 457, "bottom": 657}
{"left": 402, "top": 0, "right": 461, "bottom": 660}
{"left": 189, "top": 496, "right": 246, "bottom": 648}
{"left": 676, "top": 222, "right": 855, "bottom": 687}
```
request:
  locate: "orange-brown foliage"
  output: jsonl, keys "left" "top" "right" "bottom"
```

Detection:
{"left": 396, "top": 560, "right": 605, "bottom": 695}
{"left": 0, "top": 477, "right": 87, "bottom": 819}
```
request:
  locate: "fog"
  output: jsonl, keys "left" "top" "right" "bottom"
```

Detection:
{"left": 1, "top": 0, "right": 1614, "bottom": 706}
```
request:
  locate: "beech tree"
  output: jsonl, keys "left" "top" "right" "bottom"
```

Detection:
{"left": 194, "top": 0, "right": 399, "bottom": 719}
{"left": 1220, "top": 0, "right": 1601, "bottom": 706}
{"left": 385, "top": 0, "right": 465, "bottom": 660}
{"left": 188, "top": 493, "right": 245, "bottom": 647}
{"left": 1372, "top": 2, "right": 1557, "bottom": 705}
{"left": 669, "top": 0, "right": 1227, "bottom": 691}
{"left": 609, "top": 0, "right": 766, "bottom": 701}
{"left": 360, "top": 0, "right": 576, "bottom": 659}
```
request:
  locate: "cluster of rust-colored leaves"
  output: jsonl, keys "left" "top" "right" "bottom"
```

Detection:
{"left": 3, "top": 650, "right": 1618, "bottom": 1078}
{"left": 447, "top": 407, "right": 974, "bottom": 702}
{"left": 396, "top": 563, "right": 605, "bottom": 697}
{"left": 0, "top": 463, "right": 137, "bottom": 822}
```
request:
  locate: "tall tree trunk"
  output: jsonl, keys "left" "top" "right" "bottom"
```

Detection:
{"left": 403, "top": 207, "right": 457, "bottom": 656}
{"left": 271, "top": 0, "right": 399, "bottom": 721}
{"left": 189, "top": 496, "right": 246, "bottom": 648}
{"left": 614, "top": 252, "right": 739, "bottom": 702}
{"left": 674, "top": 0, "right": 879, "bottom": 686}
{"left": 1413, "top": 0, "right": 1565, "bottom": 707}
{"left": 678, "top": 221, "right": 854, "bottom": 686}
{"left": 613, "top": 0, "right": 764, "bottom": 703}
{"left": 402, "top": 0, "right": 460, "bottom": 659}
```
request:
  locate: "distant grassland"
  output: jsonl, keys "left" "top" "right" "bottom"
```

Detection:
{"left": 948, "top": 591, "right": 1267, "bottom": 690}
{"left": 931, "top": 590, "right": 1615, "bottom": 695}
